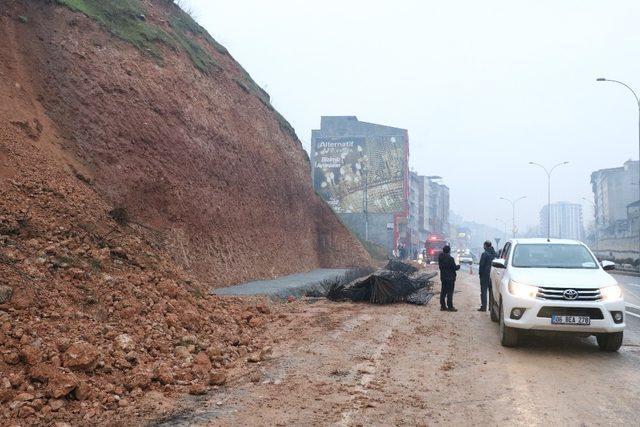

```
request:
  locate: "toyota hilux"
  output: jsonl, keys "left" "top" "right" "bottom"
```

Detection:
{"left": 490, "top": 238, "right": 625, "bottom": 351}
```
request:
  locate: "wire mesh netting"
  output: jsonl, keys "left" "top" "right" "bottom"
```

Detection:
{"left": 326, "top": 261, "right": 436, "bottom": 305}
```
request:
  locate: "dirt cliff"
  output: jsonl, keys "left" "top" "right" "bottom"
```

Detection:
{"left": 0, "top": 0, "right": 370, "bottom": 424}
{"left": 2, "top": 0, "right": 370, "bottom": 288}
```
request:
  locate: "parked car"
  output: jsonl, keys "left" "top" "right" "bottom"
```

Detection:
{"left": 489, "top": 238, "right": 625, "bottom": 351}
{"left": 457, "top": 251, "right": 474, "bottom": 264}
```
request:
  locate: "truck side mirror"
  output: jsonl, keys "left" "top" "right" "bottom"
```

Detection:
{"left": 601, "top": 260, "right": 616, "bottom": 271}
{"left": 492, "top": 259, "right": 506, "bottom": 269}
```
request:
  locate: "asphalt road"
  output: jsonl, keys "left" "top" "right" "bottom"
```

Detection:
{"left": 158, "top": 270, "right": 640, "bottom": 426}
{"left": 611, "top": 273, "right": 640, "bottom": 345}
{"left": 211, "top": 268, "right": 349, "bottom": 298}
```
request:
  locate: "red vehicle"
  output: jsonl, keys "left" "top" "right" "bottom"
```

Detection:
{"left": 424, "top": 236, "right": 448, "bottom": 263}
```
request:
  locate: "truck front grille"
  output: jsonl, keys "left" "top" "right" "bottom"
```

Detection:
{"left": 537, "top": 286, "right": 601, "bottom": 301}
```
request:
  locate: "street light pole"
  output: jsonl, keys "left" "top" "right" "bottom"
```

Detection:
{"left": 597, "top": 78, "right": 640, "bottom": 268}
{"left": 496, "top": 218, "right": 508, "bottom": 241}
{"left": 529, "top": 161, "right": 569, "bottom": 241}
{"left": 362, "top": 164, "right": 369, "bottom": 241}
{"left": 582, "top": 197, "right": 599, "bottom": 258}
{"left": 499, "top": 196, "right": 527, "bottom": 238}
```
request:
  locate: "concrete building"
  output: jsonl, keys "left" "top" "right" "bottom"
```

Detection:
{"left": 311, "top": 116, "right": 409, "bottom": 255}
{"left": 628, "top": 200, "right": 640, "bottom": 232}
{"left": 591, "top": 160, "right": 639, "bottom": 231}
{"left": 429, "top": 179, "right": 450, "bottom": 238}
{"left": 408, "top": 172, "right": 430, "bottom": 246}
{"left": 539, "top": 202, "right": 584, "bottom": 241}
{"left": 407, "top": 172, "right": 420, "bottom": 253}
{"left": 590, "top": 160, "right": 639, "bottom": 262}
{"left": 408, "top": 173, "right": 451, "bottom": 252}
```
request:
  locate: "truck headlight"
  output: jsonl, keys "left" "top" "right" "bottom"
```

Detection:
{"left": 600, "top": 285, "right": 622, "bottom": 301}
{"left": 508, "top": 281, "right": 538, "bottom": 299}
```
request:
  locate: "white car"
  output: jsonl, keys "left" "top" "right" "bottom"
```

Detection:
{"left": 490, "top": 238, "right": 625, "bottom": 351}
{"left": 457, "top": 252, "right": 474, "bottom": 264}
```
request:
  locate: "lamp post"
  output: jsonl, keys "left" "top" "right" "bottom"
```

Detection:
{"left": 496, "top": 218, "right": 508, "bottom": 241}
{"left": 581, "top": 197, "right": 599, "bottom": 259}
{"left": 499, "top": 196, "right": 527, "bottom": 238}
{"left": 495, "top": 217, "right": 508, "bottom": 251}
{"left": 529, "top": 161, "right": 569, "bottom": 241}
{"left": 361, "top": 157, "right": 369, "bottom": 241}
{"left": 597, "top": 77, "right": 640, "bottom": 268}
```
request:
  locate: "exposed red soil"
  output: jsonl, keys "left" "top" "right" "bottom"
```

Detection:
{"left": 0, "top": 55, "right": 289, "bottom": 424}
{"left": 3, "top": 0, "right": 370, "bottom": 288}
{"left": 0, "top": 0, "right": 370, "bottom": 424}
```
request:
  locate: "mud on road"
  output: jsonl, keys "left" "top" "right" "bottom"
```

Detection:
{"left": 156, "top": 270, "right": 640, "bottom": 426}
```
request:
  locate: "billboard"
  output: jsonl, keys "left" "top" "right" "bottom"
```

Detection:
{"left": 313, "top": 135, "right": 406, "bottom": 214}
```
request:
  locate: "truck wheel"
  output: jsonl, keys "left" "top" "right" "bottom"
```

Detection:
{"left": 489, "top": 291, "right": 498, "bottom": 323}
{"left": 499, "top": 299, "right": 518, "bottom": 347}
{"left": 596, "top": 332, "right": 623, "bottom": 352}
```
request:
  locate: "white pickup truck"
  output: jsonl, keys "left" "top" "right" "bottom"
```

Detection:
{"left": 489, "top": 238, "right": 625, "bottom": 351}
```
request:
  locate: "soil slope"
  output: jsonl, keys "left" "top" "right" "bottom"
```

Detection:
{"left": 2, "top": 0, "right": 370, "bottom": 288}
{"left": 0, "top": 0, "right": 369, "bottom": 425}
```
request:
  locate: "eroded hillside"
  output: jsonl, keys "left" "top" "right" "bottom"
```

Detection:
{"left": 0, "top": 0, "right": 370, "bottom": 424}
{"left": 2, "top": 0, "right": 370, "bottom": 288}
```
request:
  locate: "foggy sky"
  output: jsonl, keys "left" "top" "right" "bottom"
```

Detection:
{"left": 187, "top": 0, "right": 640, "bottom": 231}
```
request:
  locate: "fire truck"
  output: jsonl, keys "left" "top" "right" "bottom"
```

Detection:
{"left": 424, "top": 235, "right": 448, "bottom": 264}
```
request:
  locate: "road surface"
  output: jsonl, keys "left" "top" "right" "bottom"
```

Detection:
{"left": 212, "top": 269, "right": 349, "bottom": 298}
{"left": 612, "top": 273, "right": 640, "bottom": 343}
{"left": 157, "top": 270, "right": 640, "bottom": 426}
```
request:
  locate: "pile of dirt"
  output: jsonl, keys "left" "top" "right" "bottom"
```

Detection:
{"left": 0, "top": 0, "right": 371, "bottom": 424}
{"left": 0, "top": 115, "right": 287, "bottom": 425}
{"left": 0, "top": 113, "right": 291, "bottom": 425}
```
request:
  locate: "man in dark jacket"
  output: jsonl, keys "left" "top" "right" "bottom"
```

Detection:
{"left": 438, "top": 245, "right": 460, "bottom": 311}
{"left": 478, "top": 241, "right": 498, "bottom": 311}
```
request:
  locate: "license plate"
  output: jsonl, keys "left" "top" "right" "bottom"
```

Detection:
{"left": 551, "top": 315, "right": 590, "bottom": 325}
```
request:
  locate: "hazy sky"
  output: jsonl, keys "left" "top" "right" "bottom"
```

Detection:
{"left": 187, "top": 0, "right": 640, "bottom": 230}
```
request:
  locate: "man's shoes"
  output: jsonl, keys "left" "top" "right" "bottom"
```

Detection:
{"left": 448, "top": 307, "right": 458, "bottom": 312}
{"left": 477, "top": 307, "right": 487, "bottom": 312}
{"left": 440, "top": 307, "right": 448, "bottom": 311}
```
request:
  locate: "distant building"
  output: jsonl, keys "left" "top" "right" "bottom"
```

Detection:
{"left": 311, "top": 116, "right": 409, "bottom": 255}
{"left": 539, "top": 202, "right": 584, "bottom": 241}
{"left": 591, "top": 160, "right": 639, "bottom": 232}
{"left": 408, "top": 172, "right": 421, "bottom": 251}
{"left": 408, "top": 172, "right": 431, "bottom": 246}
{"left": 429, "top": 179, "right": 450, "bottom": 238}
{"left": 453, "top": 227, "right": 472, "bottom": 251}
{"left": 628, "top": 200, "right": 640, "bottom": 238}
{"left": 453, "top": 219, "right": 505, "bottom": 255}
{"left": 590, "top": 160, "right": 639, "bottom": 261}
{"left": 408, "top": 173, "right": 451, "bottom": 251}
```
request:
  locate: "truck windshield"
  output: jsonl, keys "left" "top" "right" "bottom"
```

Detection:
{"left": 512, "top": 244, "right": 598, "bottom": 269}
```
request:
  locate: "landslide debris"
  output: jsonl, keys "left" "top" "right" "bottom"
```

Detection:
{"left": 0, "top": 125, "right": 285, "bottom": 424}
{"left": 0, "top": 0, "right": 370, "bottom": 425}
